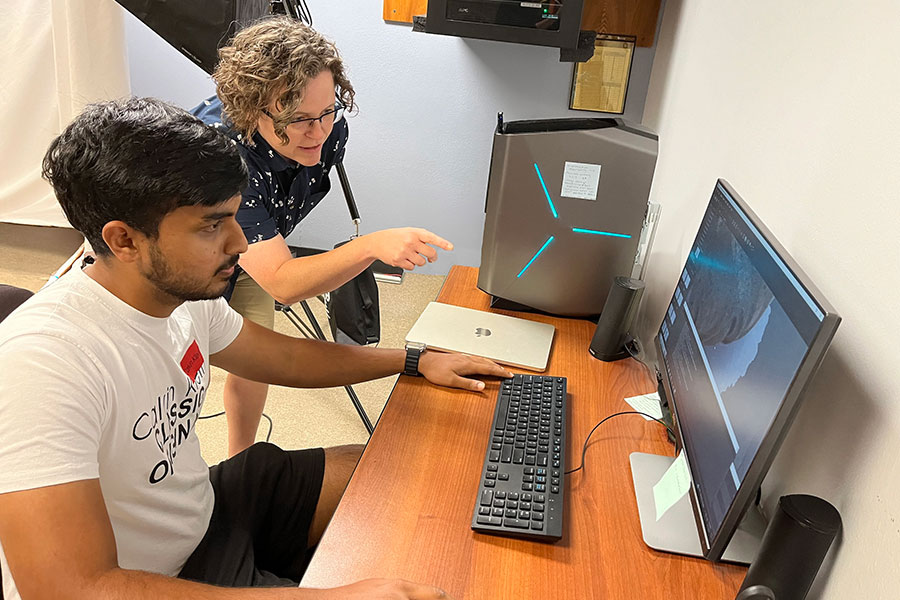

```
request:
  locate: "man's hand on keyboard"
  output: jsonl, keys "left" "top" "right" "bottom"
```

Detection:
{"left": 418, "top": 351, "right": 513, "bottom": 391}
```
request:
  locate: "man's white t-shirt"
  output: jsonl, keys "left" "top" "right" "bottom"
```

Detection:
{"left": 0, "top": 268, "right": 244, "bottom": 600}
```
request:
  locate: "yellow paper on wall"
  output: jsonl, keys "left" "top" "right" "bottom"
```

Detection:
{"left": 570, "top": 35, "right": 635, "bottom": 114}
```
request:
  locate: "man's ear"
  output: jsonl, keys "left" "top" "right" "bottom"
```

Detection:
{"left": 100, "top": 221, "right": 147, "bottom": 263}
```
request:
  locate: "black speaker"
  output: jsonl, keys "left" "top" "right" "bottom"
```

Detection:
{"left": 589, "top": 276, "right": 644, "bottom": 361}
{"left": 736, "top": 495, "right": 841, "bottom": 600}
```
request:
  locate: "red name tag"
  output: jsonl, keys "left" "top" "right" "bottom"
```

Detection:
{"left": 180, "top": 340, "right": 204, "bottom": 380}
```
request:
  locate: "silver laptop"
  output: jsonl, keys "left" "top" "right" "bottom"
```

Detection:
{"left": 405, "top": 302, "right": 556, "bottom": 371}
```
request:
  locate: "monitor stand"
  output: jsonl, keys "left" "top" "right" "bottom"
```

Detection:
{"left": 629, "top": 452, "right": 766, "bottom": 564}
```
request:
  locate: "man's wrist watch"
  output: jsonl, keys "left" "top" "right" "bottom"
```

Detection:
{"left": 404, "top": 343, "right": 426, "bottom": 377}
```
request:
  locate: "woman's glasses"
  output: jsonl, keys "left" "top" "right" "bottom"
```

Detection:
{"left": 263, "top": 101, "right": 344, "bottom": 132}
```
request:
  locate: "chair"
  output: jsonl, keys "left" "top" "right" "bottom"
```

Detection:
{"left": 0, "top": 283, "right": 33, "bottom": 599}
{"left": 0, "top": 284, "right": 33, "bottom": 323}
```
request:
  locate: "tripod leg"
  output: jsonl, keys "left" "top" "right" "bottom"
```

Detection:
{"left": 298, "top": 299, "right": 329, "bottom": 339}
{"left": 287, "top": 300, "right": 375, "bottom": 435}
{"left": 343, "top": 385, "right": 375, "bottom": 435}
{"left": 278, "top": 304, "right": 316, "bottom": 339}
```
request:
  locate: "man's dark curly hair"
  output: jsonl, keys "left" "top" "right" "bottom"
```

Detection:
{"left": 42, "top": 97, "right": 249, "bottom": 256}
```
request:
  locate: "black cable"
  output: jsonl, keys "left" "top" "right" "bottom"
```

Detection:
{"left": 564, "top": 411, "right": 675, "bottom": 476}
{"left": 198, "top": 411, "right": 273, "bottom": 443}
{"left": 260, "top": 412, "right": 274, "bottom": 442}
{"left": 624, "top": 339, "right": 679, "bottom": 444}
{"left": 624, "top": 337, "right": 657, "bottom": 384}
{"left": 197, "top": 410, "right": 226, "bottom": 419}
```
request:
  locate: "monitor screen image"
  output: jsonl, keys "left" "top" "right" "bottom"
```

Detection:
{"left": 654, "top": 179, "right": 840, "bottom": 561}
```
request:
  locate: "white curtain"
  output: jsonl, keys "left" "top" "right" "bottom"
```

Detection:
{"left": 0, "top": 0, "right": 130, "bottom": 227}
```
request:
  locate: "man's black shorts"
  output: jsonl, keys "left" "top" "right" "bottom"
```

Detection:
{"left": 178, "top": 443, "right": 326, "bottom": 587}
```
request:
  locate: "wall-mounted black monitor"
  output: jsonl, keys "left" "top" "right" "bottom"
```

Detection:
{"left": 630, "top": 179, "right": 841, "bottom": 563}
{"left": 425, "top": 0, "right": 584, "bottom": 50}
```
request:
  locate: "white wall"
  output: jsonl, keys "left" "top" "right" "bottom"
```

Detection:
{"left": 640, "top": 1, "right": 900, "bottom": 596}
{"left": 1, "top": 0, "right": 129, "bottom": 227}
{"left": 123, "top": 0, "right": 661, "bottom": 273}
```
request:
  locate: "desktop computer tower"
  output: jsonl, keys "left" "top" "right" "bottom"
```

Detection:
{"left": 478, "top": 117, "right": 658, "bottom": 317}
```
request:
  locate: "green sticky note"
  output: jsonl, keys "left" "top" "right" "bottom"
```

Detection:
{"left": 653, "top": 451, "right": 691, "bottom": 521}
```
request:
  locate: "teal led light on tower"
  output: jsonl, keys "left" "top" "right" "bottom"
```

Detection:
{"left": 478, "top": 116, "right": 658, "bottom": 317}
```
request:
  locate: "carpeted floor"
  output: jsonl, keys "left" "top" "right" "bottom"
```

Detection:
{"left": 0, "top": 223, "right": 444, "bottom": 466}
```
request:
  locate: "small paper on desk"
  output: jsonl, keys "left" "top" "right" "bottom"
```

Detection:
{"left": 653, "top": 451, "right": 691, "bottom": 521}
{"left": 624, "top": 392, "right": 663, "bottom": 420}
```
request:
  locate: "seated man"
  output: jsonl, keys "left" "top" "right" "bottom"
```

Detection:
{"left": 0, "top": 97, "right": 510, "bottom": 600}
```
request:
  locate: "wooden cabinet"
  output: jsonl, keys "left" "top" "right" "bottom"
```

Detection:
{"left": 383, "top": 0, "right": 427, "bottom": 23}
{"left": 582, "top": 0, "right": 662, "bottom": 47}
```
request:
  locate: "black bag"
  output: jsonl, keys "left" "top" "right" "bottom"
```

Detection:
{"left": 324, "top": 162, "right": 381, "bottom": 346}
{"left": 326, "top": 243, "right": 380, "bottom": 346}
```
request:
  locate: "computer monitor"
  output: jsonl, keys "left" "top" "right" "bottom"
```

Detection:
{"left": 629, "top": 179, "right": 841, "bottom": 564}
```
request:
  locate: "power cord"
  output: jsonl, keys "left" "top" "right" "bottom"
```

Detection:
{"left": 565, "top": 411, "right": 675, "bottom": 476}
{"left": 623, "top": 336, "right": 658, "bottom": 384}
{"left": 563, "top": 409, "right": 766, "bottom": 511}
{"left": 624, "top": 338, "right": 678, "bottom": 445}
{"left": 198, "top": 411, "right": 274, "bottom": 443}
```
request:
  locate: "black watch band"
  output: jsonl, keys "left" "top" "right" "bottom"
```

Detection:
{"left": 404, "top": 344, "right": 425, "bottom": 377}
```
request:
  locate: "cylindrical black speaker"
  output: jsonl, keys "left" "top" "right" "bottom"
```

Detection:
{"left": 736, "top": 495, "right": 842, "bottom": 600}
{"left": 589, "top": 276, "right": 644, "bottom": 361}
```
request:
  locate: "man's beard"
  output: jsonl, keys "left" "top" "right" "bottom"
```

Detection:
{"left": 143, "top": 244, "right": 238, "bottom": 302}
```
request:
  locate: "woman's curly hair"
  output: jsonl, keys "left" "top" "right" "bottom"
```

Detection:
{"left": 214, "top": 17, "right": 355, "bottom": 145}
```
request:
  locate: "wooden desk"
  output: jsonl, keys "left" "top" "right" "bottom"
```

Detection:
{"left": 301, "top": 266, "right": 746, "bottom": 598}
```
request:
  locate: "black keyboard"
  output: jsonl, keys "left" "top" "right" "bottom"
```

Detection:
{"left": 470, "top": 374, "right": 567, "bottom": 541}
